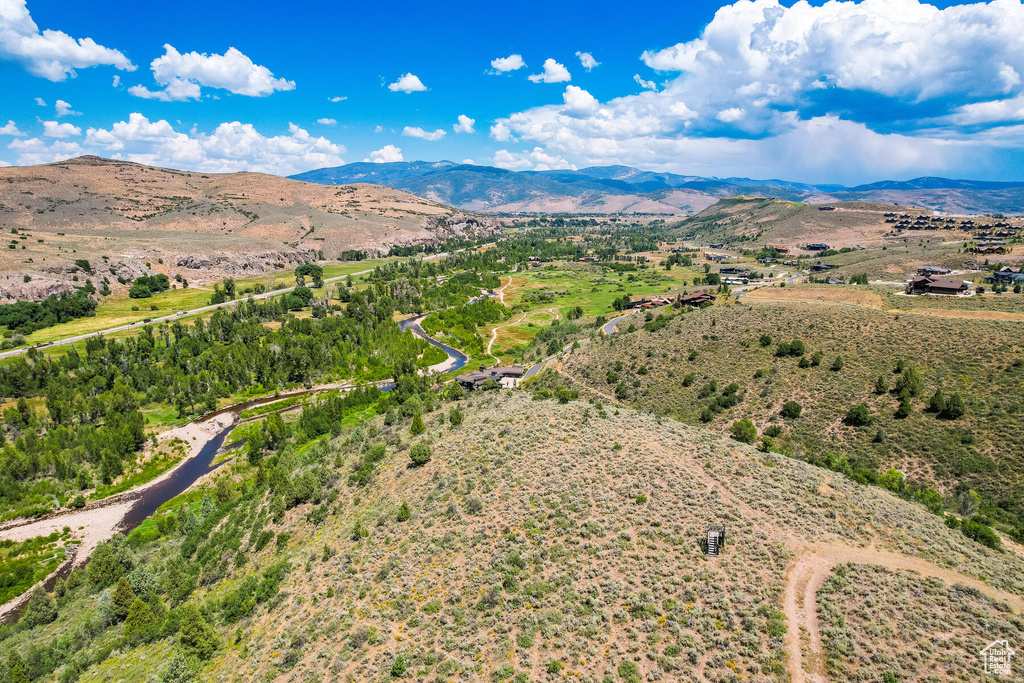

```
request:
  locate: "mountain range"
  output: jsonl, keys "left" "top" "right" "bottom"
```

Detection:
{"left": 291, "top": 162, "right": 1024, "bottom": 215}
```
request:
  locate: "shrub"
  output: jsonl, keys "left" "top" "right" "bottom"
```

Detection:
{"left": 878, "top": 468, "right": 905, "bottom": 492}
{"left": 396, "top": 502, "right": 411, "bottom": 522}
{"left": 894, "top": 366, "right": 924, "bottom": 398}
{"left": 547, "top": 660, "right": 564, "bottom": 674}
{"left": 961, "top": 519, "right": 1001, "bottom": 550}
{"left": 811, "top": 351, "right": 823, "bottom": 366}
{"left": 391, "top": 655, "right": 408, "bottom": 677}
{"left": 895, "top": 398, "right": 912, "bottom": 419}
{"left": 618, "top": 661, "right": 641, "bottom": 683}
{"left": 730, "top": 418, "right": 757, "bottom": 444}
{"left": 942, "top": 393, "right": 966, "bottom": 419}
{"left": 845, "top": 404, "right": 872, "bottom": 426}
{"left": 409, "top": 442, "right": 432, "bottom": 466}
{"left": 780, "top": 401, "right": 802, "bottom": 419}
{"left": 759, "top": 334, "right": 772, "bottom": 347}
{"left": 874, "top": 374, "right": 889, "bottom": 394}
{"left": 764, "top": 425, "right": 783, "bottom": 437}
{"left": 635, "top": 494, "right": 647, "bottom": 504}
{"left": 409, "top": 413, "right": 426, "bottom": 435}
{"left": 448, "top": 406, "right": 464, "bottom": 427}
{"left": 830, "top": 355, "right": 844, "bottom": 371}
{"left": 928, "top": 388, "right": 946, "bottom": 413}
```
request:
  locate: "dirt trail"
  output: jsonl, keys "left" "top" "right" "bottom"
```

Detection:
{"left": 487, "top": 311, "right": 526, "bottom": 362}
{"left": 782, "top": 541, "right": 1024, "bottom": 683}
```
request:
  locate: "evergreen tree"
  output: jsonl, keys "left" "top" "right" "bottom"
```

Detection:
{"left": 21, "top": 587, "right": 57, "bottom": 627}
{"left": 409, "top": 413, "right": 426, "bottom": 436}
{"left": 112, "top": 576, "right": 137, "bottom": 622}
{"left": 124, "top": 598, "right": 157, "bottom": 643}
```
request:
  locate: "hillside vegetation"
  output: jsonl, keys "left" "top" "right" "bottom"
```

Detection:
{"left": 0, "top": 156, "right": 499, "bottom": 300}
{"left": 558, "top": 301, "right": 1024, "bottom": 531}
{"left": 1, "top": 392, "right": 1022, "bottom": 683}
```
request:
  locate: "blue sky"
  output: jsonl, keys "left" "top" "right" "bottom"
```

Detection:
{"left": 3, "top": 0, "right": 1024, "bottom": 184}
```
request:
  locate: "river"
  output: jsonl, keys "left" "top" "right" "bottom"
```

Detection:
{"left": 0, "top": 320, "right": 468, "bottom": 621}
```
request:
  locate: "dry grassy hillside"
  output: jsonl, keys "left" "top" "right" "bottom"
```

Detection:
{"left": 673, "top": 198, "right": 954, "bottom": 250}
{"left": 557, "top": 301, "right": 1024, "bottom": 529}
{"left": 1, "top": 393, "right": 1022, "bottom": 682}
{"left": 0, "top": 156, "right": 498, "bottom": 299}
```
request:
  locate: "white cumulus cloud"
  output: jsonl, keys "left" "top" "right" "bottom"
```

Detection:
{"left": 562, "top": 86, "right": 599, "bottom": 116}
{"left": 634, "top": 74, "right": 657, "bottom": 91}
{"left": 493, "top": 147, "right": 573, "bottom": 171}
{"left": 33, "top": 97, "right": 45, "bottom": 106}
{"left": 328, "top": 95, "right": 347, "bottom": 102}
{"left": 317, "top": 118, "right": 337, "bottom": 126}
{"left": 488, "top": 0, "right": 1024, "bottom": 183}
{"left": 366, "top": 144, "right": 403, "bottom": 163}
{"left": 129, "top": 44, "right": 294, "bottom": 101}
{"left": 8, "top": 137, "right": 84, "bottom": 165}
{"left": 0, "top": 120, "right": 24, "bottom": 136}
{"left": 575, "top": 51, "right": 599, "bottom": 71}
{"left": 490, "top": 54, "right": 526, "bottom": 73}
{"left": 529, "top": 58, "right": 570, "bottom": 84}
{"left": 388, "top": 73, "right": 426, "bottom": 93}
{"left": 402, "top": 126, "right": 446, "bottom": 141}
{"left": 55, "top": 99, "right": 77, "bottom": 117}
{"left": 490, "top": 122, "right": 512, "bottom": 142}
{"left": 42, "top": 120, "right": 81, "bottom": 137}
{"left": 0, "top": 0, "right": 135, "bottom": 80}
{"left": 33, "top": 113, "right": 348, "bottom": 175}
{"left": 453, "top": 115, "right": 475, "bottom": 134}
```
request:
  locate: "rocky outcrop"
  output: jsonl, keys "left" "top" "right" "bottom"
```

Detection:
{"left": 174, "top": 249, "right": 311, "bottom": 273}
{"left": 0, "top": 276, "right": 77, "bottom": 302}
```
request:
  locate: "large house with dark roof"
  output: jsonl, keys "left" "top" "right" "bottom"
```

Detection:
{"left": 455, "top": 365, "right": 525, "bottom": 390}
{"left": 905, "top": 275, "right": 969, "bottom": 295}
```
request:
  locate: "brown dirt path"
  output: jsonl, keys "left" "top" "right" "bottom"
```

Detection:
{"left": 782, "top": 541, "right": 1024, "bottom": 683}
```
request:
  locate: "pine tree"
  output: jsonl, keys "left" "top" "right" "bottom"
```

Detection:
{"left": 112, "top": 576, "right": 137, "bottom": 622}
{"left": 21, "top": 586, "right": 57, "bottom": 627}
{"left": 409, "top": 413, "right": 426, "bottom": 436}
{"left": 124, "top": 598, "right": 156, "bottom": 643}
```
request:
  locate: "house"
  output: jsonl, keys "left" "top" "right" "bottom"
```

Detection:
{"left": 772, "top": 246, "right": 790, "bottom": 253}
{"left": 917, "top": 266, "right": 952, "bottom": 276}
{"left": 705, "top": 253, "right": 729, "bottom": 262}
{"left": 972, "top": 245, "right": 1008, "bottom": 254}
{"left": 818, "top": 206, "right": 836, "bottom": 211}
{"left": 806, "top": 243, "right": 830, "bottom": 251}
{"left": 986, "top": 267, "right": 1024, "bottom": 285}
{"left": 722, "top": 277, "right": 748, "bottom": 285}
{"left": 709, "top": 243, "right": 725, "bottom": 249}
{"left": 455, "top": 365, "right": 525, "bottom": 390}
{"left": 905, "top": 276, "right": 969, "bottom": 295}
{"left": 719, "top": 266, "right": 750, "bottom": 276}
{"left": 675, "top": 291, "right": 716, "bottom": 308}
{"left": 810, "top": 263, "right": 837, "bottom": 272}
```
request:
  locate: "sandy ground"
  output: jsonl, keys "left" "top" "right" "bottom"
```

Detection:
{"left": 0, "top": 411, "right": 238, "bottom": 620}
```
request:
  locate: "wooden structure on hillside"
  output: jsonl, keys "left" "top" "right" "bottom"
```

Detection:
{"left": 706, "top": 524, "right": 726, "bottom": 556}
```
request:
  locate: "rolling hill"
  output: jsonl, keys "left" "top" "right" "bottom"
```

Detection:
{"left": 2, "top": 392, "right": 1021, "bottom": 683}
{"left": 292, "top": 161, "right": 1024, "bottom": 215}
{"left": 0, "top": 156, "right": 499, "bottom": 300}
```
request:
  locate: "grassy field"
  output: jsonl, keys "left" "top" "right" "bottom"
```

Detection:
{"left": 559, "top": 299, "right": 1024, "bottom": 528}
